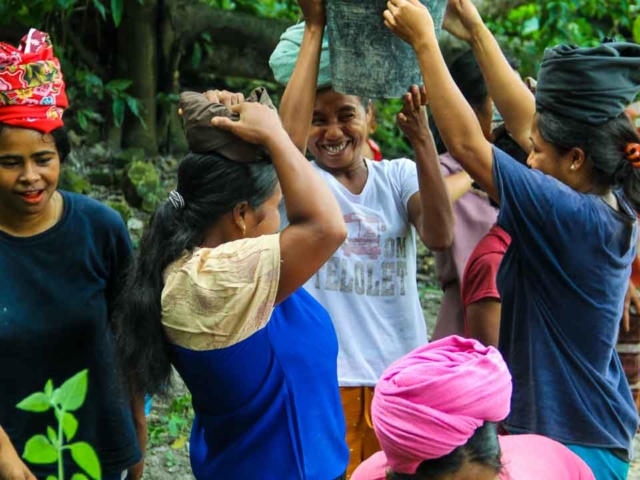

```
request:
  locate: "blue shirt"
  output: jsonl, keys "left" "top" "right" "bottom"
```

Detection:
{"left": 170, "top": 288, "right": 349, "bottom": 480}
{"left": 0, "top": 191, "right": 141, "bottom": 476}
{"left": 493, "top": 148, "right": 639, "bottom": 459}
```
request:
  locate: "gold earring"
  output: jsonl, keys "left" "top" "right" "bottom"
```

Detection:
{"left": 241, "top": 224, "right": 246, "bottom": 237}
{"left": 570, "top": 165, "right": 576, "bottom": 171}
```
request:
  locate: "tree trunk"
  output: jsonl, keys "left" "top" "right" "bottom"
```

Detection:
{"left": 157, "top": 0, "right": 187, "bottom": 154}
{"left": 117, "top": 0, "right": 159, "bottom": 153}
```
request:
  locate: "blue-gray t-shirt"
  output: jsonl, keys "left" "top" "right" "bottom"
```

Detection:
{"left": 493, "top": 147, "right": 638, "bottom": 460}
{"left": 0, "top": 191, "right": 141, "bottom": 477}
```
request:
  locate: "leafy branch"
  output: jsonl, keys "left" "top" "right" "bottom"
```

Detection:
{"left": 16, "top": 370, "right": 102, "bottom": 480}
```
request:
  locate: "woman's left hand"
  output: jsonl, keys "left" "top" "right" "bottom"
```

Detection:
{"left": 397, "top": 85, "right": 431, "bottom": 142}
{"left": 383, "top": 0, "right": 435, "bottom": 49}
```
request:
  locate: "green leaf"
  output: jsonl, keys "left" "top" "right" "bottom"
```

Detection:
{"left": 46, "top": 476, "right": 58, "bottom": 480}
{"left": 111, "top": 0, "right": 123, "bottom": 26}
{"left": 113, "top": 98, "right": 126, "bottom": 127}
{"left": 77, "top": 111, "right": 89, "bottom": 131}
{"left": 191, "top": 42, "right": 202, "bottom": 68}
{"left": 72, "top": 474, "right": 89, "bottom": 480}
{"left": 92, "top": 0, "right": 107, "bottom": 20}
{"left": 47, "top": 426, "right": 58, "bottom": 446}
{"left": 22, "top": 435, "right": 58, "bottom": 464}
{"left": 125, "top": 96, "right": 141, "bottom": 118}
{"left": 634, "top": 16, "right": 640, "bottom": 44}
{"left": 62, "top": 412, "right": 79, "bottom": 441}
{"left": 44, "top": 379, "right": 53, "bottom": 399}
{"left": 54, "top": 370, "right": 88, "bottom": 411}
{"left": 16, "top": 392, "right": 51, "bottom": 413}
{"left": 106, "top": 79, "right": 132, "bottom": 93}
{"left": 69, "top": 442, "right": 102, "bottom": 480}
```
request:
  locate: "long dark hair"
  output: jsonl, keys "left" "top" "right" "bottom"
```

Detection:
{"left": 387, "top": 422, "right": 502, "bottom": 480}
{"left": 537, "top": 110, "right": 640, "bottom": 210}
{"left": 113, "top": 152, "right": 278, "bottom": 396}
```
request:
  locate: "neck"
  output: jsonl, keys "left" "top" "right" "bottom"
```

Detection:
{"left": 317, "top": 156, "right": 368, "bottom": 193}
{"left": 0, "top": 192, "right": 61, "bottom": 237}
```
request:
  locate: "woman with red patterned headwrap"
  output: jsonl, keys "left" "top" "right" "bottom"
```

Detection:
{"left": 0, "top": 29, "right": 143, "bottom": 479}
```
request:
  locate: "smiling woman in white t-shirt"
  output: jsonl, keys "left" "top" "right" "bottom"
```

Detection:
{"left": 269, "top": 1, "right": 454, "bottom": 476}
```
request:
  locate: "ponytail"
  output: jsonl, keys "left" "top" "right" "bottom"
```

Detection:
{"left": 112, "top": 152, "right": 278, "bottom": 396}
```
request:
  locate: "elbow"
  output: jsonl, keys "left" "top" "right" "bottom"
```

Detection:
{"left": 425, "top": 238, "right": 453, "bottom": 252}
{"left": 329, "top": 220, "right": 348, "bottom": 247}
{"left": 420, "top": 229, "right": 453, "bottom": 252}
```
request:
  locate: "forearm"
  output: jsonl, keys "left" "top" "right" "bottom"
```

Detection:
{"left": 129, "top": 395, "right": 147, "bottom": 479}
{"left": 279, "top": 23, "right": 324, "bottom": 154}
{"left": 413, "top": 36, "right": 495, "bottom": 198}
{"left": 266, "top": 132, "right": 343, "bottom": 229}
{"left": 412, "top": 137, "right": 454, "bottom": 250}
{"left": 446, "top": 171, "right": 474, "bottom": 203}
{"left": 468, "top": 25, "right": 535, "bottom": 151}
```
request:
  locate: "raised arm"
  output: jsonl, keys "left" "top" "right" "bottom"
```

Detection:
{"left": 278, "top": 0, "right": 326, "bottom": 153}
{"left": 384, "top": 0, "right": 496, "bottom": 201}
{"left": 212, "top": 102, "right": 347, "bottom": 304}
{"left": 444, "top": 0, "right": 535, "bottom": 152}
{"left": 400, "top": 86, "right": 454, "bottom": 250}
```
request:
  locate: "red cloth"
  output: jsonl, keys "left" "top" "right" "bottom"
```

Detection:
{"left": 0, "top": 29, "right": 67, "bottom": 133}
{"left": 352, "top": 435, "right": 595, "bottom": 480}
{"left": 367, "top": 138, "right": 383, "bottom": 161}
{"left": 461, "top": 224, "right": 511, "bottom": 336}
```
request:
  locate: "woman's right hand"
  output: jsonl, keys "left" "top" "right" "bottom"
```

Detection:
{"left": 443, "top": 0, "right": 485, "bottom": 43}
{"left": 299, "top": 0, "right": 325, "bottom": 27}
{"left": 211, "top": 102, "right": 284, "bottom": 147}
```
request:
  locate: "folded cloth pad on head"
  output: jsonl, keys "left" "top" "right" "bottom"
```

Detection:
{"left": 179, "top": 87, "right": 277, "bottom": 163}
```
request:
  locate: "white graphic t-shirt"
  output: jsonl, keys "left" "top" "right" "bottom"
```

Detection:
{"left": 307, "top": 158, "right": 428, "bottom": 386}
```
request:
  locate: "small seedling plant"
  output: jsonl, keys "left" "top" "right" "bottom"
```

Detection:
{"left": 15, "top": 369, "right": 102, "bottom": 480}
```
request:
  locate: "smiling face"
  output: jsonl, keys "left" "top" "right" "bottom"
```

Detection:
{"left": 0, "top": 126, "right": 61, "bottom": 223}
{"left": 307, "top": 90, "right": 368, "bottom": 170}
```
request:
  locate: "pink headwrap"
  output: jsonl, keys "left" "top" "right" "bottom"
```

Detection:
{"left": 372, "top": 336, "right": 513, "bottom": 474}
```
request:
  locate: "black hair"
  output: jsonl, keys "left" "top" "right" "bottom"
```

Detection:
{"left": 112, "top": 152, "right": 278, "bottom": 396}
{"left": 386, "top": 422, "right": 502, "bottom": 480}
{"left": 432, "top": 50, "right": 490, "bottom": 154}
{"left": 0, "top": 123, "right": 71, "bottom": 163}
{"left": 536, "top": 109, "right": 640, "bottom": 210}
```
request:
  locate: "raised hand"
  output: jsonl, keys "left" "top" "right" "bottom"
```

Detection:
{"left": 203, "top": 90, "right": 245, "bottom": 109}
{"left": 299, "top": 0, "right": 326, "bottom": 27}
{"left": 383, "top": 0, "right": 435, "bottom": 49}
{"left": 443, "top": 0, "right": 485, "bottom": 43}
{"left": 211, "top": 102, "right": 284, "bottom": 147}
{"left": 397, "top": 85, "right": 431, "bottom": 142}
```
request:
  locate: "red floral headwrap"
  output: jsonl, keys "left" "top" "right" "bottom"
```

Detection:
{"left": 0, "top": 29, "right": 68, "bottom": 133}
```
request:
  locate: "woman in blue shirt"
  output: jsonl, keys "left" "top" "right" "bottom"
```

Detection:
{"left": 384, "top": 0, "right": 640, "bottom": 478}
{"left": 0, "top": 30, "right": 143, "bottom": 480}
{"left": 113, "top": 90, "right": 349, "bottom": 479}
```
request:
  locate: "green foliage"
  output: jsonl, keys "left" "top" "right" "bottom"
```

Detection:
{"left": 148, "top": 393, "right": 194, "bottom": 450}
{"left": 105, "top": 200, "right": 134, "bottom": 223}
{"left": 486, "top": 0, "right": 637, "bottom": 76}
{"left": 126, "top": 161, "right": 163, "bottom": 212}
{"left": 58, "top": 169, "right": 91, "bottom": 195}
{"left": 200, "top": 0, "right": 300, "bottom": 20}
{"left": 16, "top": 370, "right": 102, "bottom": 480}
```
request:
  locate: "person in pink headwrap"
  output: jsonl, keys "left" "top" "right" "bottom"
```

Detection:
{"left": 352, "top": 336, "right": 595, "bottom": 480}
